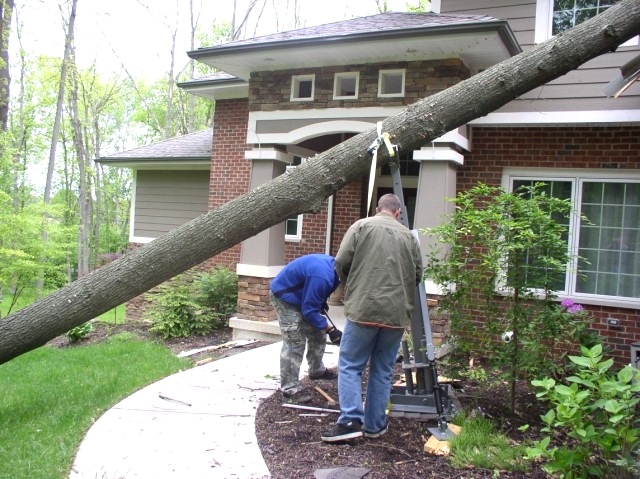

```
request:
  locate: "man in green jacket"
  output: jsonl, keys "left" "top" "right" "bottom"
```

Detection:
{"left": 321, "top": 193, "right": 423, "bottom": 442}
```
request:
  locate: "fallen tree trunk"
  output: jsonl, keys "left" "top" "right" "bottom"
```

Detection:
{"left": 1, "top": 0, "right": 639, "bottom": 365}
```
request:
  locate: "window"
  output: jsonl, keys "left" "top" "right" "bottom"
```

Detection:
{"left": 378, "top": 69, "right": 405, "bottom": 97}
{"left": 552, "top": 0, "right": 618, "bottom": 35}
{"left": 285, "top": 215, "right": 303, "bottom": 241}
{"left": 333, "top": 72, "right": 359, "bottom": 99}
{"left": 505, "top": 170, "right": 640, "bottom": 306}
{"left": 285, "top": 156, "right": 304, "bottom": 241}
{"left": 535, "top": 0, "right": 637, "bottom": 45}
{"left": 291, "top": 75, "right": 315, "bottom": 101}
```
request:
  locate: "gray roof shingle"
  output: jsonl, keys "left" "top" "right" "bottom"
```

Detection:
{"left": 98, "top": 129, "right": 212, "bottom": 162}
{"left": 195, "top": 11, "right": 499, "bottom": 53}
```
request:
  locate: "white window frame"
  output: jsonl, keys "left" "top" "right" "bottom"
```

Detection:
{"left": 333, "top": 72, "right": 359, "bottom": 99}
{"left": 378, "top": 69, "right": 405, "bottom": 98}
{"left": 285, "top": 214, "right": 303, "bottom": 242}
{"left": 502, "top": 168, "right": 640, "bottom": 310}
{"left": 534, "top": 0, "right": 638, "bottom": 46}
{"left": 290, "top": 74, "right": 315, "bottom": 101}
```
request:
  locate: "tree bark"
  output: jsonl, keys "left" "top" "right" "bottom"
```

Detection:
{"left": 1, "top": 0, "right": 638, "bottom": 365}
{"left": 0, "top": 0, "right": 14, "bottom": 131}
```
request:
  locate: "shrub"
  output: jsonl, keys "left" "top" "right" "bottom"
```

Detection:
{"left": 424, "top": 182, "right": 598, "bottom": 412}
{"left": 145, "top": 269, "right": 238, "bottom": 340}
{"left": 145, "top": 275, "right": 218, "bottom": 339}
{"left": 66, "top": 322, "right": 93, "bottom": 343}
{"left": 194, "top": 267, "right": 238, "bottom": 318}
{"left": 525, "top": 344, "right": 640, "bottom": 479}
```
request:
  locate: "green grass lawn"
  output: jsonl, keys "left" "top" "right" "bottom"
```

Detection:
{"left": 2, "top": 288, "right": 126, "bottom": 324}
{"left": 0, "top": 333, "right": 190, "bottom": 479}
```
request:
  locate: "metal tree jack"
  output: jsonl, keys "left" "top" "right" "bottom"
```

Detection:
{"left": 367, "top": 128, "right": 455, "bottom": 440}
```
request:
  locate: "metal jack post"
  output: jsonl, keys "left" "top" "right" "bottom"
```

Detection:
{"left": 377, "top": 142, "right": 455, "bottom": 439}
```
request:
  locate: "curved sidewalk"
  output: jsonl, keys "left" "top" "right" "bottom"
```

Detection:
{"left": 69, "top": 340, "right": 341, "bottom": 479}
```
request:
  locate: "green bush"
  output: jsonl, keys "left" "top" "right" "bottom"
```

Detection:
{"left": 424, "top": 182, "right": 598, "bottom": 412}
{"left": 145, "top": 269, "right": 237, "bottom": 340}
{"left": 194, "top": 267, "right": 238, "bottom": 317}
{"left": 525, "top": 344, "right": 640, "bottom": 479}
{"left": 66, "top": 321, "right": 94, "bottom": 342}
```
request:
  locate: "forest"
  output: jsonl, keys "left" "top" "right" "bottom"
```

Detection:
{"left": 0, "top": 0, "right": 398, "bottom": 313}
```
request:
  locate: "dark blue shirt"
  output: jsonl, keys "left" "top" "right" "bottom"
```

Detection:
{"left": 270, "top": 254, "right": 340, "bottom": 330}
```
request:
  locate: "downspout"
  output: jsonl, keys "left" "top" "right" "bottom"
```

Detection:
{"left": 325, "top": 194, "right": 334, "bottom": 255}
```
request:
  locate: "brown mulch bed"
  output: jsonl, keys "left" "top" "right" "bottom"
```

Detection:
{"left": 255, "top": 369, "right": 550, "bottom": 479}
{"left": 49, "top": 322, "right": 551, "bottom": 478}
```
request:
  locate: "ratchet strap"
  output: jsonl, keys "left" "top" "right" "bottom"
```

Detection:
{"left": 366, "top": 121, "right": 395, "bottom": 216}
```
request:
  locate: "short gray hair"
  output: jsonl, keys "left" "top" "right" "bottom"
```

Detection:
{"left": 377, "top": 193, "right": 401, "bottom": 212}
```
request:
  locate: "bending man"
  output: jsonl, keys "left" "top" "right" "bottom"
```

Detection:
{"left": 270, "top": 253, "right": 342, "bottom": 403}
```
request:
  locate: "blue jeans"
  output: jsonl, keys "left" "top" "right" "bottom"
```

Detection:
{"left": 337, "top": 319, "right": 404, "bottom": 433}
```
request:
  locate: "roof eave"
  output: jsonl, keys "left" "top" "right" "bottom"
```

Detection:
{"left": 95, "top": 159, "right": 211, "bottom": 169}
{"left": 188, "top": 21, "right": 521, "bottom": 61}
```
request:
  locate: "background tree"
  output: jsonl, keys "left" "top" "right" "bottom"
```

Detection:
{"left": 0, "top": 0, "right": 637, "bottom": 365}
{"left": 0, "top": 0, "right": 14, "bottom": 131}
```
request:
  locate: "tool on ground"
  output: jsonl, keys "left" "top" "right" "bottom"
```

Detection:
{"left": 368, "top": 126, "right": 455, "bottom": 440}
{"left": 282, "top": 403, "right": 340, "bottom": 414}
{"left": 314, "top": 386, "right": 337, "bottom": 406}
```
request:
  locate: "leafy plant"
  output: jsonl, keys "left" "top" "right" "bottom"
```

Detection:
{"left": 424, "top": 182, "right": 599, "bottom": 412}
{"left": 145, "top": 269, "right": 237, "bottom": 339}
{"left": 525, "top": 344, "right": 640, "bottom": 479}
{"left": 66, "top": 321, "right": 94, "bottom": 342}
{"left": 145, "top": 275, "right": 215, "bottom": 339}
{"left": 194, "top": 267, "right": 238, "bottom": 318}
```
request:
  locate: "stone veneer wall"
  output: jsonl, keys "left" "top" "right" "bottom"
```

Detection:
{"left": 249, "top": 59, "right": 470, "bottom": 111}
{"left": 237, "top": 276, "right": 275, "bottom": 322}
{"left": 461, "top": 125, "right": 640, "bottom": 366}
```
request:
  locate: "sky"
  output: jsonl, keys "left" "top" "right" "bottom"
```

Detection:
{"left": 15, "top": 0, "right": 412, "bottom": 81}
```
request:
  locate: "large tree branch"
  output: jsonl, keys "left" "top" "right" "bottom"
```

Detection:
{"left": 1, "top": 0, "right": 639, "bottom": 364}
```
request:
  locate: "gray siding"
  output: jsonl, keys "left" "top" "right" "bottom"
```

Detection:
{"left": 133, "top": 170, "right": 209, "bottom": 239}
{"left": 441, "top": 0, "right": 640, "bottom": 113}
{"left": 441, "top": 0, "right": 536, "bottom": 47}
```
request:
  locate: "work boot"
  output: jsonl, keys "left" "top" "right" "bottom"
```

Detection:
{"left": 282, "top": 389, "right": 312, "bottom": 404}
{"left": 321, "top": 420, "right": 363, "bottom": 442}
{"left": 309, "top": 368, "right": 338, "bottom": 380}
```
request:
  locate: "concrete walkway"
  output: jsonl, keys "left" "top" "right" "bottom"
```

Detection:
{"left": 69, "top": 310, "right": 346, "bottom": 479}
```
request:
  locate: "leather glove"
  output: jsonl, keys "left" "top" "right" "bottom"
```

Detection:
{"left": 327, "top": 327, "right": 342, "bottom": 345}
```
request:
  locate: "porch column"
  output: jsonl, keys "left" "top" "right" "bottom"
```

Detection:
{"left": 231, "top": 148, "right": 292, "bottom": 339}
{"left": 412, "top": 128, "right": 468, "bottom": 294}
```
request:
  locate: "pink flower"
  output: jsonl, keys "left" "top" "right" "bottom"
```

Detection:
{"left": 561, "top": 298, "right": 584, "bottom": 313}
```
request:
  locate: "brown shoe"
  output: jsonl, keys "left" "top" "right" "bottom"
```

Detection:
{"left": 283, "top": 389, "right": 312, "bottom": 404}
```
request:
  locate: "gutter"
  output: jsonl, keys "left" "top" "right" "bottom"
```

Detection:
{"left": 188, "top": 21, "right": 522, "bottom": 60}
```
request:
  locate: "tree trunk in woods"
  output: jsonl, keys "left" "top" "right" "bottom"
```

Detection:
{"left": 0, "top": 0, "right": 14, "bottom": 131}
{"left": 0, "top": 0, "right": 638, "bottom": 365}
{"left": 44, "top": 0, "right": 77, "bottom": 205}
{"left": 37, "top": 0, "right": 78, "bottom": 298}
{"left": 68, "top": 57, "right": 92, "bottom": 278}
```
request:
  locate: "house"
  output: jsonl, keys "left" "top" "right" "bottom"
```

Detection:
{"left": 97, "top": 1, "right": 639, "bottom": 366}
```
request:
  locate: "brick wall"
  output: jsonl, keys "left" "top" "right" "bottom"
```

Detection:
{"left": 208, "top": 98, "right": 252, "bottom": 268}
{"left": 283, "top": 178, "right": 365, "bottom": 261}
{"left": 249, "top": 59, "right": 470, "bottom": 111}
{"left": 460, "top": 125, "right": 640, "bottom": 366}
